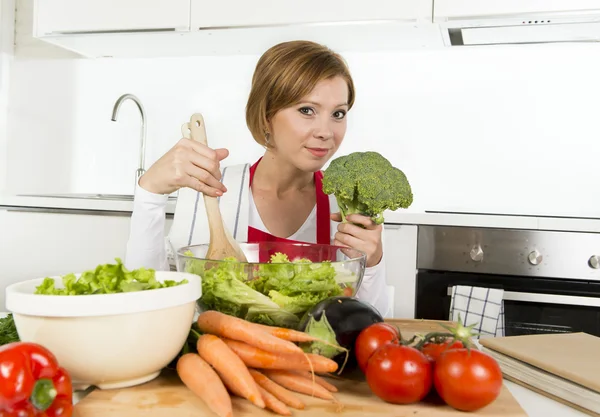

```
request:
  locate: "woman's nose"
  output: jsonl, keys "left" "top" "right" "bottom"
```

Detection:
{"left": 314, "top": 119, "right": 334, "bottom": 140}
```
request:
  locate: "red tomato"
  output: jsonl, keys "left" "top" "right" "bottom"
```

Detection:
{"left": 354, "top": 323, "right": 399, "bottom": 372}
{"left": 421, "top": 340, "right": 464, "bottom": 362}
{"left": 434, "top": 348, "right": 503, "bottom": 411}
{"left": 365, "top": 343, "right": 432, "bottom": 404}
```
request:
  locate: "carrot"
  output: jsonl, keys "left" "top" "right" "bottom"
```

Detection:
{"left": 176, "top": 353, "right": 233, "bottom": 417}
{"left": 222, "top": 337, "right": 338, "bottom": 373}
{"left": 196, "top": 334, "right": 265, "bottom": 409}
{"left": 263, "top": 370, "right": 335, "bottom": 401}
{"left": 292, "top": 371, "right": 338, "bottom": 392}
{"left": 258, "top": 386, "right": 292, "bottom": 416}
{"left": 197, "top": 311, "right": 303, "bottom": 355}
{"left": 249, "top": 369, "right": 305, "bottom": 410}
{"left": 251, "top": 323, "right": 325, "bottom": 343}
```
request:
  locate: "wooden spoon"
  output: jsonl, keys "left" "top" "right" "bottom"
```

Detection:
{"left": 181, "top": 113, "right": 247, "bottom": 262}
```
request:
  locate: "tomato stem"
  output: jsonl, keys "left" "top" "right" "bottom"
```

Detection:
{"left": 414, "top": 332, "right": 457, "bottom": 349}
{"left": 399, "top": 335, "right": 418, "bottom": 346}
{"left": 413, "top": 314, "right": 480, "bottom": 351}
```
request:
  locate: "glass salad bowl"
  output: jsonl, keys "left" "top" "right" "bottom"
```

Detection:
{"left": 175, "top": 242, "right": 367, "bottom": 329}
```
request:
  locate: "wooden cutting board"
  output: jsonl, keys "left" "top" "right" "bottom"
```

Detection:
{"left": 480, "top": 332, "right": 600, "bottom": 393}
{"left": 73, "top": 319, "right": 528, "bottom": 417}
{"left": 480, "top": 332, "right": 600, "bottom": 416}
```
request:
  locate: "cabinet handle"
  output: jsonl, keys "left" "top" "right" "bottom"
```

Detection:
{"left": 47, "top": 28, "right": 181, "bottom": 35}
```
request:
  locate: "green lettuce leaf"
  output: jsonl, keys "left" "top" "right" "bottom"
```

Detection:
{"left": 186, "top": 250, "right": 344, "bottom": 328}
{"left": 268, "top": 290, "right": 327, "bottom": 315}
{"left": 34, "top": 258, "right": 188, "bottom": 295}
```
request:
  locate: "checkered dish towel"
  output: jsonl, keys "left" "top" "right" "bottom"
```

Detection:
{"left": 449, "top": 286, "right": 505, "bottom": 338}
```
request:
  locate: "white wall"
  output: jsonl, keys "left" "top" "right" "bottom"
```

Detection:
{"left": 5, "top": 41, "right": 600, "bottom": 218}
{"left": 0, "top": 0, "right": 15, "bottom": 195}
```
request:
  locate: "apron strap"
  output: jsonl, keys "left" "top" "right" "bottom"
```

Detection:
{"left": 249, "top": 158, "right": 260, "bottom": 184}
{"left": 314, "top": 171, "right": 331, "bottom": 245}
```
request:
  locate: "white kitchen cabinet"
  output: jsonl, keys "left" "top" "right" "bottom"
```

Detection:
{"left": 34, "top": 0, "right": 191, "bottom": 36}
{"left": 191, "top": 0, "right": 432, "bottom": 28}
{"left": 383, "top": 224, "right": 418, "bottom": 319}
{"left": 28, "top": 0, "right": 442, "bottom": 58}
{"left": 0, "top": 207, "right": 174, "bottom": 310}
{"left": 434, "top": 0, "right": 600, "bottom": 20}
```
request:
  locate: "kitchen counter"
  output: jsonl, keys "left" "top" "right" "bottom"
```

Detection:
{"left": 504, "top": 380, "right": 588, "bottom": 417}
{"left": 3, "top": 193, "right": 600, "bottom": 233}
{"left": 0, "top": 313, "right": 589, "bottom": 416}
{"left": 71, "top": 378, "right": 591, "bottom": 417}
{"left": 383, "top": 210, "right": 600, "bottom": 233}
{"left": 0, "top": 194, "right": 177, "bottom": 215}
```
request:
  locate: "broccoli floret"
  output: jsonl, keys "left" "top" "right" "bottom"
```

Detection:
{"left": 322, "top": 151, "right": 413, "bottom": 225}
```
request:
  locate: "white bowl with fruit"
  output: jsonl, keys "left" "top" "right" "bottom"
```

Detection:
{"left": 4, "top": 259, "right": 201, "bottom": 390}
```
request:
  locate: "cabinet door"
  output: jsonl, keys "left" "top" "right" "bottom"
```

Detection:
{"left": 434, "top": 0, "right": 600, "bottom": 20}
{"left": 35, "top": 0, "right": 191, "bottom": 36}
{"left": 191, "top": 0, "right": 431, "bottom": 28}
{"left": 383, "top": 224, "right": 418, "bottom": 319}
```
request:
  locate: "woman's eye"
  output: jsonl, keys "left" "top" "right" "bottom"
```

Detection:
{"left": 299, "top": 107, "right": 314, "bottom": 116}
{"left": 333, "top": 110, "right": 347, "bottom": 120}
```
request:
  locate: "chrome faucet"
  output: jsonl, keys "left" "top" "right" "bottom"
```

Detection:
{"left": 111, "top": 94, "right": 147, "bottom": 190}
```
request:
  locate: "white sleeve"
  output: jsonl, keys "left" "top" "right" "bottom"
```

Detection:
{"left": 124, "top": 184, "right": 171, "bottom": 271}
{"left": 328, "top": 194, "right": 391, "bottom": 317}
{"left": 355, "top": 252, "right": 391, "bottom": 318}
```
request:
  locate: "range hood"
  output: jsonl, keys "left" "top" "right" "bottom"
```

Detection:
{"left": 434, "top": 1, "right": 600, "bottom": 46}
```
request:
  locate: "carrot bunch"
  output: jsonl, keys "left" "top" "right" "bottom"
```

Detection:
{"left": 176, "top": 310, "right": 341, "bottom": 417}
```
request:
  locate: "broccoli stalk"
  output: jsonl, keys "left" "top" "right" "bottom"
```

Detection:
{"left": 334, "top": 191, "right": 378, "bottom": 224}
{"left": 322, "top": 151, "right": 413, "bottom": 226}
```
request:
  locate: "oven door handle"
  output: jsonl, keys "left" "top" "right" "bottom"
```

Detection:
{"left": 446, "top": 287, "right": 600, "bottom": 307}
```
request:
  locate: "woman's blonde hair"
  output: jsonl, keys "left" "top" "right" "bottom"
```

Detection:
{"left": 246, "top": 40, "right": 355, "bottom": 147}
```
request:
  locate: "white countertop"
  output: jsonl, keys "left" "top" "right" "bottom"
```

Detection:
{"left": 0, "top": 194, "right": 177, "bottom": 214}
{"left": 504, "top": 380, "right": 588, "bottom": 417}
{"left": 3, "top": 194, "right": 600, "bottom": 233}
{"left": 383, "top": 210, "right": 600, "bottom": 233}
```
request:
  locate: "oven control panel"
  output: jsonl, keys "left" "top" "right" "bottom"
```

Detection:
{"left": 417, "top": 225, "right": 600, "bottom": 281}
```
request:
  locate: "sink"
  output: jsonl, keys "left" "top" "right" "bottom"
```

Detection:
{"left": 17, "top": 193, "right": 177, "bottom": 201}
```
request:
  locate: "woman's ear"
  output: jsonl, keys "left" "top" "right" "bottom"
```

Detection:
{"left": 264, "top": 119, "right": 275, "bottom": 148}
{"left": 265, "top": 118, "right": 273, "bottom": 136}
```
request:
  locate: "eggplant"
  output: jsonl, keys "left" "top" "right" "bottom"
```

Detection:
{"left": 297, "top": 296, "right": 383, "bottom": 375}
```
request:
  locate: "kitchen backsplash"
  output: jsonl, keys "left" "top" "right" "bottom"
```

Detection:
{"left": 3, "top": 42, "right": 600, "bottom": 218}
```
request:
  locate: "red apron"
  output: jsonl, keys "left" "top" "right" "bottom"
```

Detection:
{"left": 247, "top": 158, "right": 332, "bottom": 262}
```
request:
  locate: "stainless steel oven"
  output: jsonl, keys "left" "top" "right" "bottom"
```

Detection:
{"left": 415, "top": 225, "right": 600, "bottom": 337}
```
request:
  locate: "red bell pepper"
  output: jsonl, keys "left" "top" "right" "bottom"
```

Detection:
{"left": 0, "top": 342, "right": 73, "bottom": 417}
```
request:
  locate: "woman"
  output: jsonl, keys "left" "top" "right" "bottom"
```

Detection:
{"left": 125, "top": 40, "right": 390, "bottom": 317}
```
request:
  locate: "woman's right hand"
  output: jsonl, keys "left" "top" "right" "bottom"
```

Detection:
{"left": 138, "top": 138, "right": 229, "bottom": 196}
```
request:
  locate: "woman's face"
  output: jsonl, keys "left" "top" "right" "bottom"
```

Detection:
{"left": 268, "top": 76, "right": 349, "bottom": 173}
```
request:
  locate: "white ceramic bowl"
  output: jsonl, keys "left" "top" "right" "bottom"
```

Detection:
{"left": 5, "top": 271, "right": 201, "bottom": 391}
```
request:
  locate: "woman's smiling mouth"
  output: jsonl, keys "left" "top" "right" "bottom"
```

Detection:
{"left": 306, "top": 147, "right": 329, "bottom": 158}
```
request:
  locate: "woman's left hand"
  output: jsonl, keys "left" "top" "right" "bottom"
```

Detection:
{"left": 331, "top": 213, "right": 383, "bottom": 268}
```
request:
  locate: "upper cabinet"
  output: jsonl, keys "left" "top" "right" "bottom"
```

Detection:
{"left": 34, "top": 0, "right": 191, "bottom": 35}
{"left": 191, "top": 0, "right": 431, "bottom": 28}
{"left": 28, "top": 0, "right": 442, "bottom": 58}
{"left": 186, "top": 0, "right": 441, "bottom": 55}
{"left": 26, "top": 0, "right": 600, "bottom": 57}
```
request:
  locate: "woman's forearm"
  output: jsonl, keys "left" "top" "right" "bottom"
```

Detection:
{"left": 356, "top": 255, "right": 391, "bottom": 317}
{"left": 124, "top": 185, "right": 171, "bottom": 271}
